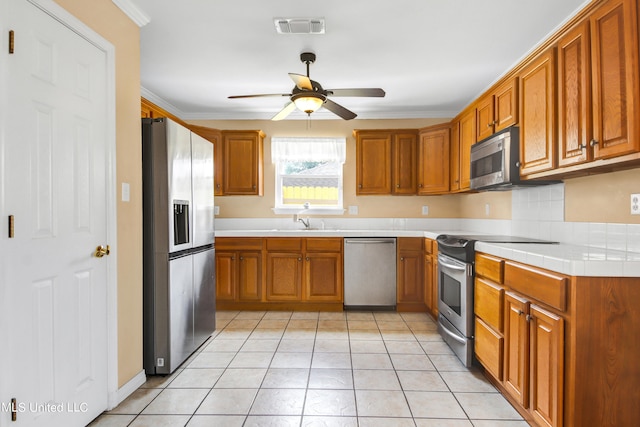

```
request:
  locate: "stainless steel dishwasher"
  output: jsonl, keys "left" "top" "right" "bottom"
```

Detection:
{"left": 343, "top": 237, "right": 397, "bottom": 310}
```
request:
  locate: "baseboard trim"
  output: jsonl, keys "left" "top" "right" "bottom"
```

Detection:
{"left": 108, "top": 370, "right": 146, "bottom": 410}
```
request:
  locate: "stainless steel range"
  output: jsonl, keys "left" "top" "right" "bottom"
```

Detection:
{"left": 435, "top": 234, "right": 556, "bottom": 367}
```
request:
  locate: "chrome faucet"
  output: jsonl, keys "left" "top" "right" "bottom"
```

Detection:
{"left": 298, "top": 217, "right": 311, "bottom": 229}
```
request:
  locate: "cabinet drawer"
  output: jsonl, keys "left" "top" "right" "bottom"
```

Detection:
{"left": 475, "top": 317, "right": 503, "bottom": 381}
{"left": 476, "top": 253, "right": 504, "bottom": 283}
{"left": 504, "top": 261, "right": 568, "bottom": 311}
{"left": 306, "top": 238, "right": 342, "bottom": 252}
{"left": 266, "top": 238, "right": 303, "bottom": 251}
{"left": 475, "top": 277, "right": 504, "bottom": 332}
{"left": 216, "top": 237, "right": 263, "bottom": 251}
{"left": 398, "top": 237, "right": 423, "bottom": 251}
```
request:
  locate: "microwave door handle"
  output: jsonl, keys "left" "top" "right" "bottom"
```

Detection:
{"left": 438, "top": 257, "right": 466, "bottom": 271}
{"left": 439, "top": 320, "right": 468, "bottom": 344}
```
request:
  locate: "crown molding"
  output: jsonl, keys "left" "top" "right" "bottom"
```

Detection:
{"left": 112, "top": 0, "right": 150, "bottom": 27}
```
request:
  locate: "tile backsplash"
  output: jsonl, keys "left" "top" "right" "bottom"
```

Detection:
{"left": 216, "top": 182, "right": 640, "bottom": 254}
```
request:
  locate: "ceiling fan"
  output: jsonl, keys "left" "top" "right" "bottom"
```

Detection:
{"left": 228, "top": 52, "right": 385, "bottom": 120}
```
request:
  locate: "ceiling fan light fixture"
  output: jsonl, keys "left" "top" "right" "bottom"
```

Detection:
{"left": 292, "top": 93, "right": 325, "bottom": 114}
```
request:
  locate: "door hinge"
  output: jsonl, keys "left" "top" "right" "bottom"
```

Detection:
{"left": 11, "top": 398, "right": 17, "bottom": 421}
{"left": 9, "top": 30, "right": 14, "bottom": 54}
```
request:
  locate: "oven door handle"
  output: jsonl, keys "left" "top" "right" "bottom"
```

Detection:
{"left": 439, "top": 319, "right": 468, "bottom": 345}
{"left": 438, "top": 255, "right": 466, "bottom": 271}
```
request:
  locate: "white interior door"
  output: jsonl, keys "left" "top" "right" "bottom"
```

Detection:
{"left": 0, "top": 0, "right": 111, "bottom": 425}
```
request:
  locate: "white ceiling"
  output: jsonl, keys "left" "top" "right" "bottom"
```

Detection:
{"left": 129, "top": 0, "right": 589, "bottom": 121}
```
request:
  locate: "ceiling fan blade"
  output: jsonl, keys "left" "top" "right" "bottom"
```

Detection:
{"left": 228, "top": 93, "right": 290, "bottom": 99}
{"left": 325, "top": 88, "right": 386, "bottom": 97}
{"left": 271, "top": 102, "right": 297, "bottom": 121}
{"left": 289, "top": 73, "right": 313, "bottom": 90}
{"left": 323, "top": 99, "right": 357, "bottom": 120}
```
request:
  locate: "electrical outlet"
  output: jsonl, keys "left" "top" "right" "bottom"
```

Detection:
{"left": 631, "top": 194, "right": 640, "bottom": 215}
{"left": 348, "top": 205, "right": 358, "bottom": 215}
{"left": 214, "top": 206, "right": 220, "bottom": 215}
{"left": 421, "top": 205, "right": 429, "bottom": 215}
{"left": 485, "top": 203, "right": 491, "bottom": 216}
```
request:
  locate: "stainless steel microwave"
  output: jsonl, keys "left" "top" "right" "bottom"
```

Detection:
{"left": 470, "top": 126, "right": 520, "bottom": 190}
{"left": 469, "top": 126, "right": 560, "bottom": 190}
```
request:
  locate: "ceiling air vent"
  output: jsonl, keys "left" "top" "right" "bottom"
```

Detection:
{"left": 274, "top": 18, "right": 325, "bottom": 34}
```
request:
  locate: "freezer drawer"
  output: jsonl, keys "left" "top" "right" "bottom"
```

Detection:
{"left": 343, "top": 238, "right": 397, "bottom": 309}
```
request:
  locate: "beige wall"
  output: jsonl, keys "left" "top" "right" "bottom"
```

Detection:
{"left": 193, "top": 118, "right": 471, "bottom": 219}
{"left": 54, "top": 0, "right": 142, "bottom": 387}
{"left": 565, "top": 168, "right": 640, "bottom": 224}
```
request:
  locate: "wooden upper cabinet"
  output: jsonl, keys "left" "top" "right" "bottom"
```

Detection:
{"left": 355, "top": 131, "right": 392, "bottom": 194}
{"left": 418, "top": 125, "right": 450, "bottom": 194}
{"left": 589, "top": 0, "right": 640, "bottom": 159}
{"left": 477, "top": 78, "right": 518, "bottom": 142}
{"left": 354, "top": 130, "right": 417, "bottom": 195}
{"left": 557, "top": 22, "right": 592, "bottom": 167}
{"left": 449, "top": 121, "right": 461, "bottom": 192}
{"left": 458, "top": 109, "right": 476, "bottom": 190}
{"left": 222, "top": 130, "right": 264, "bottom": 195}
{"left": 519, "top": 48, "right": 556, "bottom": 176}
{"left": 392, "top": 132, "right": 418, "bottom": 194}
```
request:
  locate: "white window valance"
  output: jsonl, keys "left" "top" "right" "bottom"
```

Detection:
{"left": 271, "top": 137, "right": 346, "bottom": 163}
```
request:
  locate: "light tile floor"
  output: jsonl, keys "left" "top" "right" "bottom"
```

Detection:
{"left": 90, "top": 311, "right": 527, "bottom": 427}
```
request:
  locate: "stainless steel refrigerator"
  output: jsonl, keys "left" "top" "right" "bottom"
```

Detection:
{"left": 142, "top": 117, "right": 216, "bottom": 375}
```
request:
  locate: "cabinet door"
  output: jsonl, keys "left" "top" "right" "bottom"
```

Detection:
{"left": 475, "top": 317, "right": 504, "bottom": 381}
{"left": 590, "top": 0, "right": 640, "bottom": 159}
{"left": 529, "top": 305, "right": 564, "bottom": 427}
{"left": 458, "top": 110, "right": 475, "bottom": 190}
{"left": 213, "top": 134, "right": 224, "bottom": 196}
{"left": 449, "top": 122, "right": 461, "bottom": 191}
{"left": 418, "top": 127, "right": 450, "bottom": 194}
{"left": 356, "top": 132, "right": 392, "bottom": 194}
{"left": 266, "top": 252, "right": 302, "bottom": 301}
{"left": 476, "top": 97, "right": 495, "bottom": 141}
{"left": 504, "top": 292, "right": 530, "bottom": 407}
{"left": 305, "top": 252, "right": 343, "bottom": 301}
{"left": 397, "top": 250, "right": 424, "bottom": 303}
{"left": 494, "top": 78, "right": 518, "bottom": 132}
{"left": 423, "top": 254, "right": 434, "bottom": 311}
{"left": 557, "top": 22, "right": 592, "bottom": 167}
{"left": 215, "top": 252, "right": 236, "bottom": 301}
{"left": 519, "top": 49, "right": 556, "bottom": 176}
{"left": 392, "top": 133, "right": 418, "bottom": 194}
{"left": 223, "top": 131, "right": 263, "bottom": 195}
{"left": 238, "top": 251, "right": 262, "bottom": 301}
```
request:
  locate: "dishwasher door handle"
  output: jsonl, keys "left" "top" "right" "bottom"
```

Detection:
{"left": 344, "top": 239, "right": 395, "bottom": 244}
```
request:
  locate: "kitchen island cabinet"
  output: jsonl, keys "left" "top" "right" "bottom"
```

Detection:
{"left": 475, "top": 251, "right": 640, "bottom": 427}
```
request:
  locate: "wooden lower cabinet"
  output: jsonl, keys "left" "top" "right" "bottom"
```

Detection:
{"left": 266, "top": 252, "right": 303, "bottom": 301}
{"left": 305, "top": 252, "right": 343, "bottom": 301}
{"left": 423, "top": 238, "right": 438, "bottom": 317}
{"left": 475, "top": 253, "right": 640, "bottom": 427}
{"left": 215, "top": 238, "right": 263, "bottom": 305}
{"left": 396, "top": 238, "right": 425, "bottom": 311}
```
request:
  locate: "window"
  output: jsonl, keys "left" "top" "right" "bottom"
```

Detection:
{"left": 272, "top": 137, "right": 346, "bottom": 212}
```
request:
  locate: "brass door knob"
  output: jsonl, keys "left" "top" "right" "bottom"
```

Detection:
{"left": 95, "top": 245, "right": 110, "bottom": 258}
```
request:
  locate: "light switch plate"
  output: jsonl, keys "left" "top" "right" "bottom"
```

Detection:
{"left": 121, "top": 182, "right": 130, "bottom": 202}
{"left": 631, "top": 194, "right": 640, "bottom": 215}
{"left": 214, "top": 206, "right": 220, "bottom": 215}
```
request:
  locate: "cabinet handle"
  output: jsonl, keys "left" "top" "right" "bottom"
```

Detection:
{"left": 306, "top": 257, "right": 310, "bottom": 261}
{"left": 579, "top": 143, "right": 587, "bottom": 152}
{"left": 231, "top": 256, "right": 235, "bottom": 260}
{"left": 298, "top": 257, "right": 302, "bottom": 261}
{"left": 396, "top": 184, "right": 400, "bottom": 188}
{"left": 487, "top": 123, "right": 493, "bottom": 128}
{"left": 517, "top": 310, "right": 524, "bottom": 316}
{"left": 252, "top": 185, "right": 256, "bottom": 189}
{"left": 515, "top": 161, "right": 521, "bottom": 168}
{"left": 400, "top": 257, "right": 404, "bottom": 261}
{"left": 358, "top": 184, "right": 362, "bottom": 188}
{"left": 239, "top": 256, "right": 243, "bottom": 261}
{"left": 418, "top": 184, "right": 423, "bottom": 188}
{"left": 590, "top": 139, "right": 599, "bottom": 147}
{"left": 526, "top": 314, "right": 533, "bottom": 322}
